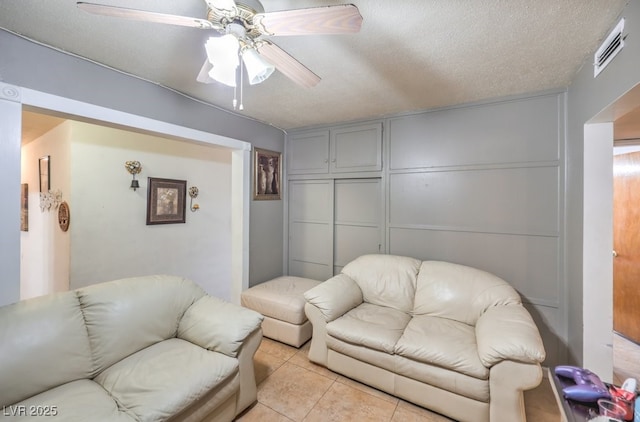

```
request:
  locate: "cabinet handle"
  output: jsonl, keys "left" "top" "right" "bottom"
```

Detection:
{"left": 331, "top": 158, "right": 336, "bottom": 163}
{"left": 324, "top": 158, "right": 329, "bottom": 163}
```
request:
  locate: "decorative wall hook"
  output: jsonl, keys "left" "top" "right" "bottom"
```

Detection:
{"left": 188, "top": 186, "right": 200, "bottom": 212}
{"left": 125, "top": 161, "right": 142, "bottom": 191}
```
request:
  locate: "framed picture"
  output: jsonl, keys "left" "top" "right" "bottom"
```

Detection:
{"left": 253, "top": 148, "right": 281, "bottom": 200}
{"left": 20, "top": 183, "right": 28, "bottom": 232}
{"left": 39, "top": 155, "right": 50, "bottom": 193}
{"left": 146, "top": 178, "right": 187, "bottom": 225}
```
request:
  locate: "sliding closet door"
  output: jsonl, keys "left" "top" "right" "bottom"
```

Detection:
{"left": 334, "top": 179, "right": 383, "bottom": 274}
{"left": 288, "top": 180, "right": 334, "bottom": 280}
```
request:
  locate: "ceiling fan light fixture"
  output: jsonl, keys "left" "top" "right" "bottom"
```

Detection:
{"left": 242, "top": 48, "right": 275, "bottom": 85}
{"left": 204, "top": 34, "right": 240, "bottom": 87}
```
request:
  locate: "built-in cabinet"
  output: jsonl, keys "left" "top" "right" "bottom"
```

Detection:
{"left": 288, "top": 122, "right": 382, "bottom": 175}
{"left": 287, "top": 121, "right": 384, "bottom": 281}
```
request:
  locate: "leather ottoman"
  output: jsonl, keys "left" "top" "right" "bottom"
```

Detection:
{"left": 241, "top": 276, "right": 321, "bottom": 347}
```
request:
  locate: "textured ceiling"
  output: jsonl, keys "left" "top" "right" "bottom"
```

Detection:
{"left": 0, "top": 0, "right": 629, "bottom": 130}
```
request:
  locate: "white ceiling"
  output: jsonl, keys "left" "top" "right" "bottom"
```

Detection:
{"left": 0, "top": 0, "right": 630, "bottom": 130}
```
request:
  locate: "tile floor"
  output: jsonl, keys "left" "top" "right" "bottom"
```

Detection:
{"left": 235, "top": 338, "right": 562, "bottom": 422}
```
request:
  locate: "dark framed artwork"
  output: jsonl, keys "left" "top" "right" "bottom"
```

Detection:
{"left": 253, "top": 148, "right": 281, "bottom": 200}
{"left": 20, "top": 183, "right": 28, "bottom": 232}
{"left": 146, "top": 178, "right": 187, "bottom": 225}
{"left": 39, "top": 155, "right": 50, "bottom": 193}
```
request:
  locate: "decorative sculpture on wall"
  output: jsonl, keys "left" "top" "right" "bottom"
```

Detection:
{"left": 188, "top": 186, "right": 200, "bottom": 212}
{"left": 125, "top": 160, "right": 142, "bottom": 191}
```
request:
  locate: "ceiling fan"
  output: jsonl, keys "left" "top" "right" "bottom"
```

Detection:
{"left": 77, "top": 0, "right": 363, "bottom": 93}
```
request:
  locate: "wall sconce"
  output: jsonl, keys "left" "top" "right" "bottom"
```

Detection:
{"left": 188, "top": 186, "right": 200, "bottom": 212}
{"left": 124, "top": 161, "right": 142, "bottom": 191}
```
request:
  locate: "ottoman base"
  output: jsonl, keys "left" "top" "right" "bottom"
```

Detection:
{"left": 241, "top": 276, "right": 321, "bottom": 348}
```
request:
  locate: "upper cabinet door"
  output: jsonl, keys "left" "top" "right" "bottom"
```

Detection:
{"left": 287, "top": 130, "right": 330, "bottom": 174}
{"left": 330, "top": 122, "right": 382, "bottom": 173}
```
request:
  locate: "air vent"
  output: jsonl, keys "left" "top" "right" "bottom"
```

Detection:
{"left": 594, "top": 18, "right": 625, "bottom": 77}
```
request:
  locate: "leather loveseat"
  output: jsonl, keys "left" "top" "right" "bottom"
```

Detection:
{"left": 304, "top": 254, "right": 546, "bottom": 422}
{"left": 0, "top": 275, "right": 263, "bottom": 422}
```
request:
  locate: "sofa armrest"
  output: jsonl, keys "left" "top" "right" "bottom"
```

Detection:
{"left": 178, "top": 296, "right": 263, "bottom": 358}
{"left": 475, "top": 305, "right": 546, "bottom": 368}
{"left": 304, "top": 273, "right": 363, "bottom": 322}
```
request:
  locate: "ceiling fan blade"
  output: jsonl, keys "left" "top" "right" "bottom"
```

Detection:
{"left": 77, "top": 2, "right": 219, "bottom": 30}
{"left": 256, "top": 41, "right": 320, "bottom": 88}
{"left": 254, "top": 4, "right": 362, "bottom": 36}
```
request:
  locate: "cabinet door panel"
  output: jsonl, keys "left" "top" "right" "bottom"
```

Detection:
{"left": 333, "top": 179, "right": 383, "bottom": 274}
{"left": 288, "top": 130, "right": 330, "bottom": 174}
{"left": 331, "top": 123, "right": 382, "bottom": 173}
{"left": 334, "top": 225, "right": 381, "bottom": 274}
{"left": 288, "top": 180, "right": 333, "bottom": 280}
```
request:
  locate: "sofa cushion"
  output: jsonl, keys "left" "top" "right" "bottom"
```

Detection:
{"left": 342, "top": 254, "right": 421, "bottom": 313}
{"left": 94, "top": 338, "right": 239, "bottom": 422}
{"left": 413, "top": 261, "right": 521, "bottom": 325}
{"left": 77, "top": 275, "right": 205, "bottom": 374}
{"left": 326, "top": 303, "right": 411, "bottom": 354}
{"left": 395, "top": 315, "right": 489, "bottom": 379}
{"left": 9, "top": 379, "right": 136, "bottom": 421}
{"left": 0, "top": 291, "right": 93, "bottom": 407}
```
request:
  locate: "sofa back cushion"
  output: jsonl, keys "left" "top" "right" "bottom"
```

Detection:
{"left": 0, "top": 291, "right": 93, "bottom": 406}
{"left": 77, "top": 275, "right": 205, "bottom": 375}
{"left": 413, "top": 261, "right": 521, "bottom": 325}
{"left": 342, "top": 254, "right": 421, "bottom": 313}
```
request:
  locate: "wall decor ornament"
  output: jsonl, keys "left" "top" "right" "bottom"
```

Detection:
{"left": 125, "top": 160, "right": 142, "bottom": 191}
{"left": 146, "top": 178, "right": 187, "bottom": 225}
{"left": 188, "top": 186, "right": 200, "bottom": 212}
{"left": 253, "top": 147, "right": 281, "bottom": 200}
{"left": 20, "top": 183, "right": 28, "bottom": 232}
{"left": 58, "top": 201, "right": 70, "bottom": 232}
{"left": 39, "top": 189, "right": 63, "bottom": 212}
{"left": 38, "top": 155, "right": 50, "bottom": 193}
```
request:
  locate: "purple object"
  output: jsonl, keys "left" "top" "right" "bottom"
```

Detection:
{"left": 554, "top": 365, "right": 611, "bottom": 402}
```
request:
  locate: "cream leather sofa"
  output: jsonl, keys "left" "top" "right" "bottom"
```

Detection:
{"left": 304, "top": 255, "right": 546, "bottom": 422}
{"left": 0, "top": 275, "right": 263, "bottom": 422}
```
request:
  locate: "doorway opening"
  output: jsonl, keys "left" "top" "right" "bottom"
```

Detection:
{"left": 12, "top": 87, "right": 250, "bottom": 304}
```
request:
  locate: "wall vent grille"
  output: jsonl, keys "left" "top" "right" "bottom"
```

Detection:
{"left": 594, "top": 18, "right": 625, "bottom": 77}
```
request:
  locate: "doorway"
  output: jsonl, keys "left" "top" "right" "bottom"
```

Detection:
{"left": 6, "top": 87, "right": 251, "bottom": 305}
{"left": 612, "top": 145, "right": 640, "bottom": 345}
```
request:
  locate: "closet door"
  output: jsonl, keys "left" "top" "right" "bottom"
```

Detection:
{"left": 288, "top": 180, "right": 334, "bottom": 280}
{"left": 333, "top": 179, "right": 383, "bottom": 274}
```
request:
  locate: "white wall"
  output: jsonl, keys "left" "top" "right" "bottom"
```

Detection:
{"left": 20, "top": 121, "right": 71, "bottom": 299}
{"left": 68, "top": 121, "right": 234, "bottom": 299}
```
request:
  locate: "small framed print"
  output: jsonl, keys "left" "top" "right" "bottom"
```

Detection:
{"left": 39, "top": 155, "right": 50, "bottom": 193}
{"left": 20, "top": 183, "right": 28, "bottom": 232}
{"left": 146, "top": 177, "right": 187, "bottom": 225}
{"left": 253, "top": 148, "right": 281, "bottom": 200}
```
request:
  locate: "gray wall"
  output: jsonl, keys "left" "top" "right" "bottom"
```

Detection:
{"left": 386, "top": 93, "right": 565, "bottom": 365}
{"left": 0, "top": 30, "right": 285, "bottom": 302}
{"left": 566, "top": 1, "right": 640, "bottom": 365}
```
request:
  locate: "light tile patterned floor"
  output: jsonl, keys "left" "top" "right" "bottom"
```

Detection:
{"left": 236, "top": 338, "right": 562, "bottom": 422}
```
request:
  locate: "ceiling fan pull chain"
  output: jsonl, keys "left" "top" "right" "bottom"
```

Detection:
{"left": 239, "top": 53, "right": 244, "bottom": 111}
{"left": 233, "top": 76, "right": 238, "bottom": 110}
